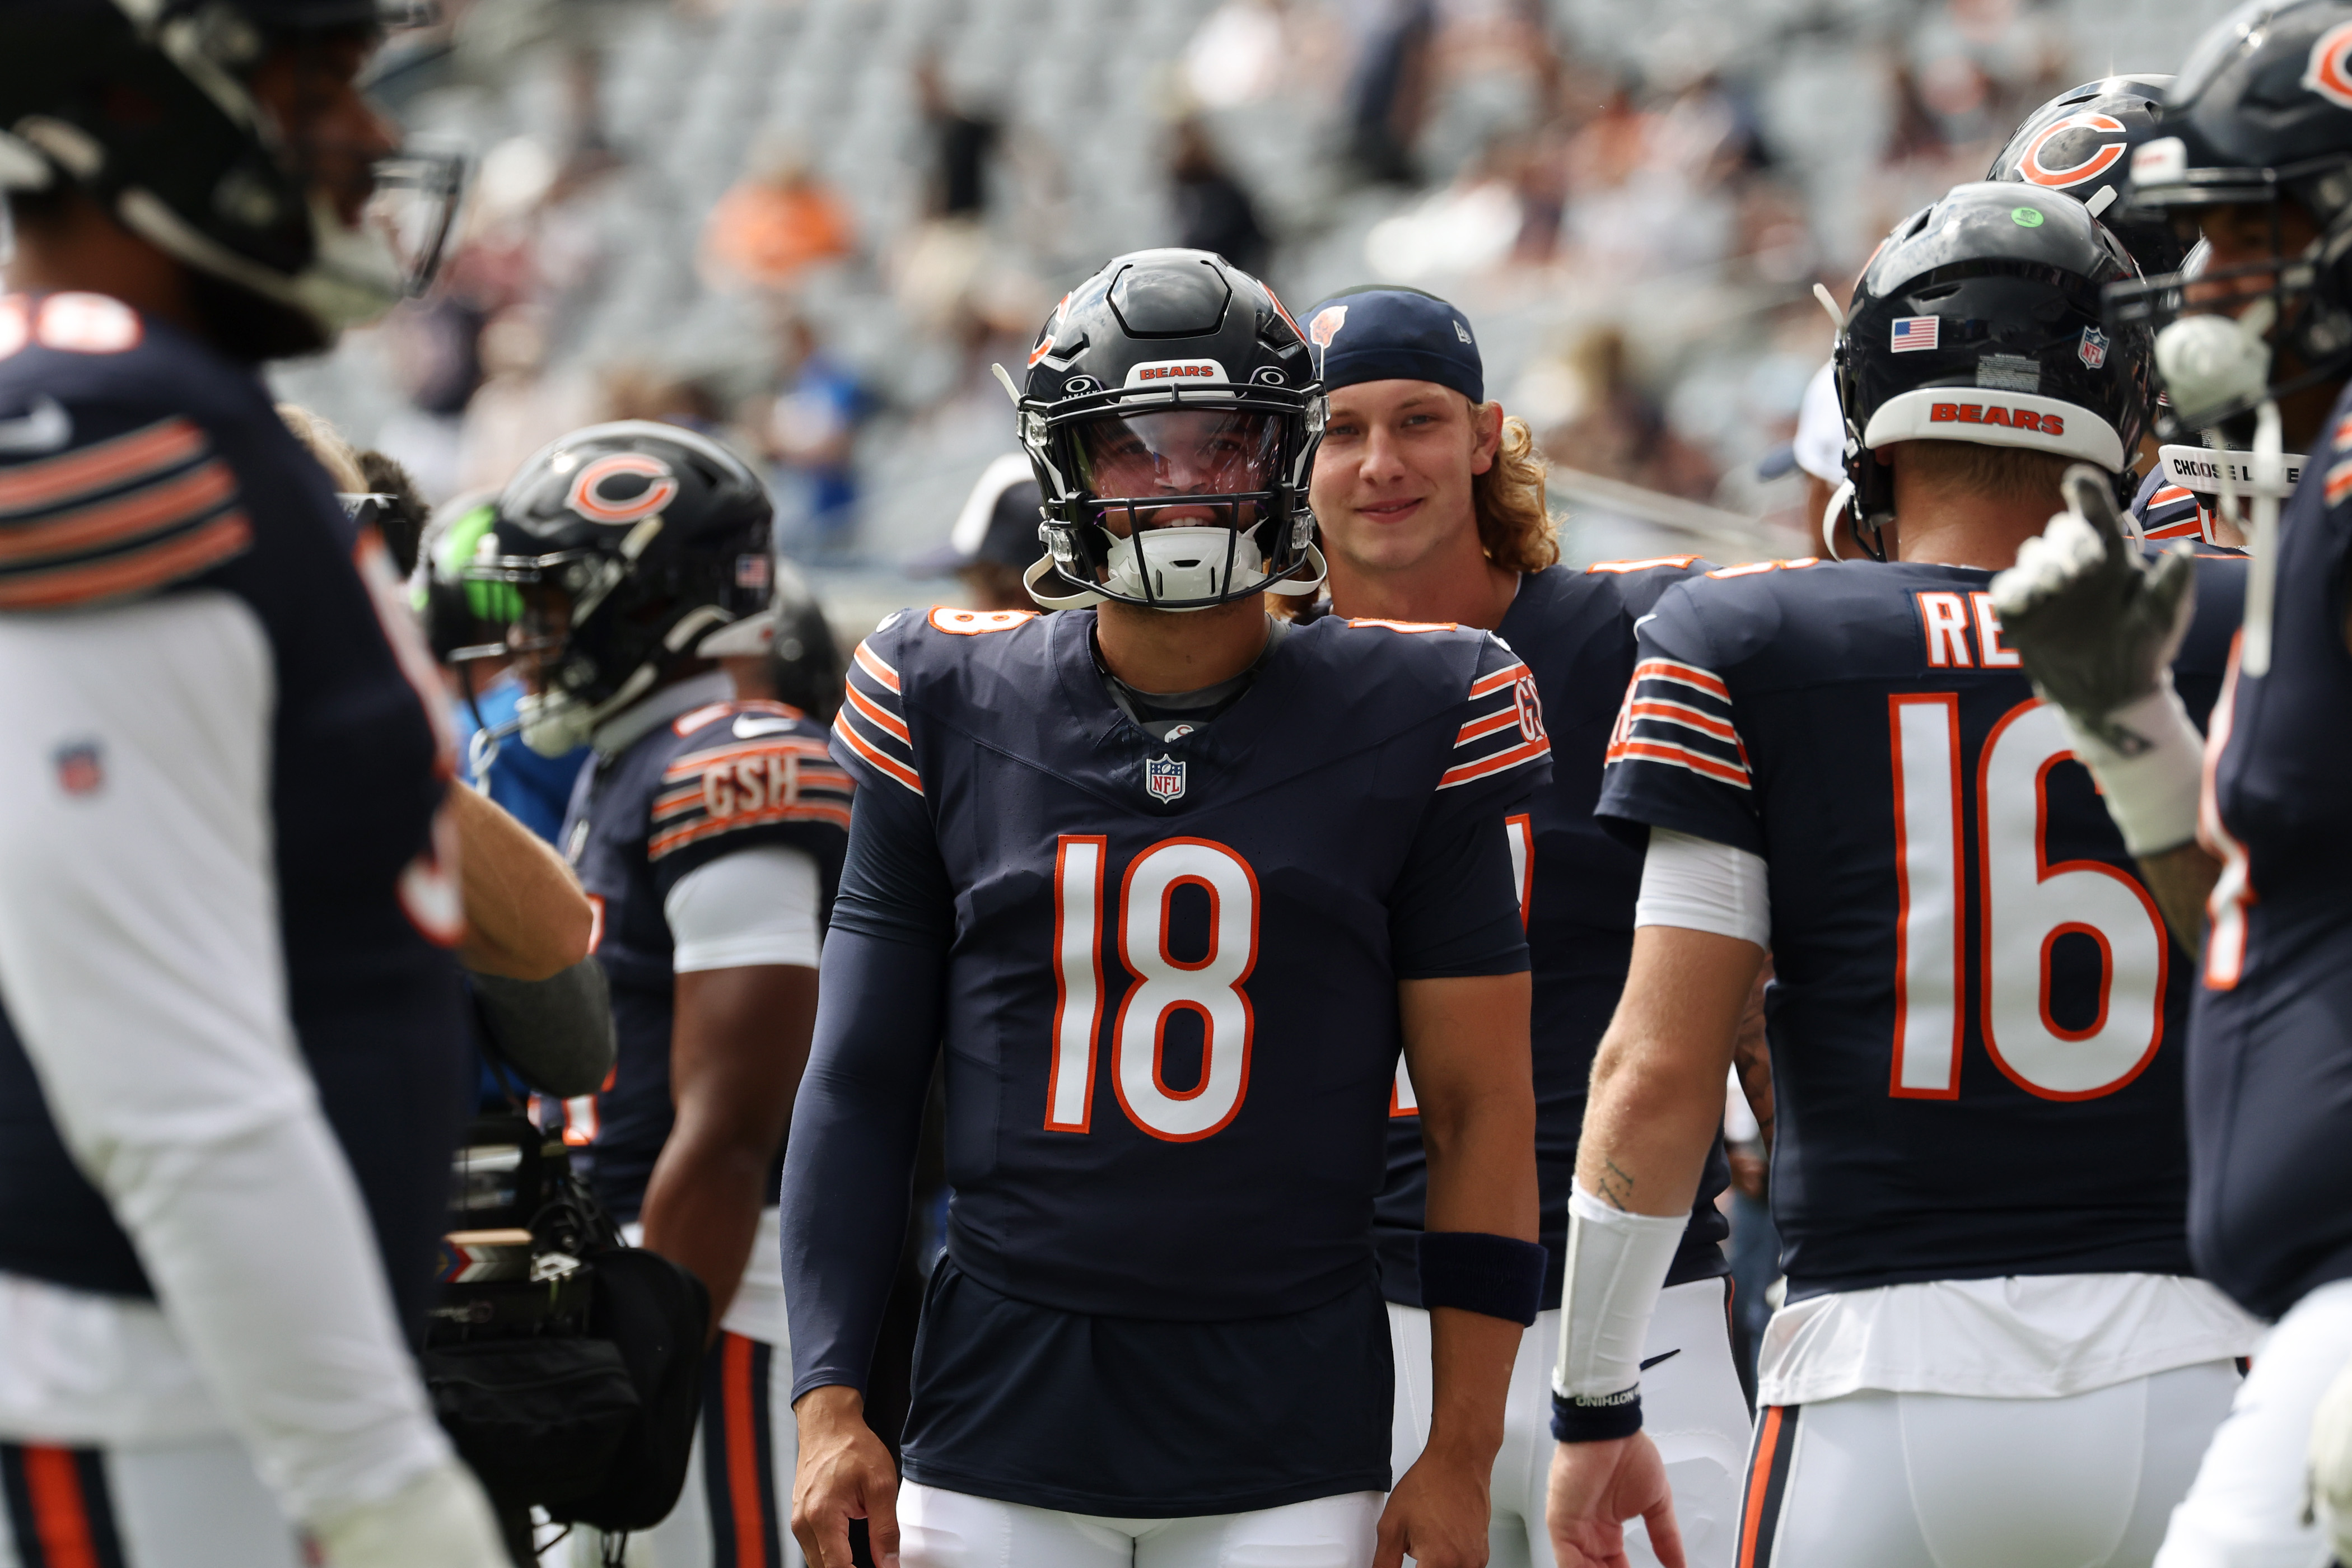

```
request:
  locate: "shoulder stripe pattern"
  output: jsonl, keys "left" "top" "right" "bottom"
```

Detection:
{"left": 835, "top": 636, "right": 922, "bottom": 795}
{"left": 1607, "top": 657, "right": 1750, "bottom": 790}
{"left": 2140, "top": 484, "right": 2209, "bottom": 542}
{"left": 1440, "top": 657, "right": 1550, "bottom": 790}
{"left": 0, "top": 416, "right": 250, "bottom": 609}
{"left": 648, "top": 730, "right": 855, "bottom": 858}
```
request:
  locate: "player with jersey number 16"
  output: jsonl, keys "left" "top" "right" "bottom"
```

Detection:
{"left": 1545, "top": 182, "right": 2263, "bottom": 1568}
{"left": 783, "top": 248, "right": 1550, "bottom": 1568}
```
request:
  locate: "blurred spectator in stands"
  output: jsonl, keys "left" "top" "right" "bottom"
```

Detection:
{"left": 918, "top": 54, "right": 998, "bottom": 221}
{"left": 908, "top": 454, "right": 1042, "bottom": 612}
{"left": 374, "top": 297, "right": 486, "bottom": 502}
{"left": 1183, "top": 0, "right": 1286, "bottom": 109}
{"left": 457, "top": 306, "right": 600, "bottom": 497}
{"left": 1346, "top": 0, "right": 1435, "bottom": 185}
{"left": 1540, "top": 325, "right": 1716, "bottom": 499}
{"left": 1170, "top": 119, "right": 1269, "bottom": 277}
{"left": 701, "top": 134, "right": 856, "bottom": 295}
{"left": 762, "top": 316, "right": 867, "bottom": 556}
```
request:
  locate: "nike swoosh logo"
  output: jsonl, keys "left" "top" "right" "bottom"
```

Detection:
{"left": 0, "top": 398, "right": 72, "bottom": 454}
{"left": 734, "top": 715, "right": 800, "bottom": 739}
{"left": 1640, "top": 1350, "right": 1681, "bottom": 1371}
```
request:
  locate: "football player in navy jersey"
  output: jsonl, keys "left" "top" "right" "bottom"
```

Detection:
{"left": 1989, "top": 8, "right": 2352, "bottom": 1563}
{"left": 783, "top": 249, "right": 1548, "bottom": 1568}
{"left": 0, "top": 3, "right": 531, "bottom": 1566}
{"left": 475, "top": 421, "right": 851, "bottom": 1568}
{"left": 1296, "top": 283, "right": 1751, "bottom": 1568}
{"left": 1544, "top": 183, "right": 2262, "bottom": 1568}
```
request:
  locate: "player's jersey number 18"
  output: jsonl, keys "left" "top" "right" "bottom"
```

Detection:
{"left": 1888, "top": 696, "right": 2168, "bottom": 1101}
{"left": 1047, "top": 836, "right": 1259, "bottom": 1142}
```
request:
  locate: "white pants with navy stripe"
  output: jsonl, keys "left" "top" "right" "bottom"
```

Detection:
{"left": 1390, "top": 1277, "right": 1752, "bottom": 1568}
{"left": 2155, "top": 1278, "right": 2352, "bottom": 1568}
{"left": 896, "top": 1481, "right": 1385, "bottom": 1567}
{"left": 1738, "top": 1361, "right": 2241, "bottom": 1568}
{"left": 0, "top": 1434, "right": 304, "bottom": 1568}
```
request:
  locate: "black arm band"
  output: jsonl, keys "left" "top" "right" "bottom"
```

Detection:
{"left": 1551, "top": 1387, "right": 1642, "bottom": 1443}
{"left": 1416, "top": 1230, "right": 1548, "bottom": 1325}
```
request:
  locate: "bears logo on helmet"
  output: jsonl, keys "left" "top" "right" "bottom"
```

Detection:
{"left": 2017, "top": 111, "right": 2131, "bottom": 190}
{"left": 566, "top": 454, "right": 680, "bottom": 525}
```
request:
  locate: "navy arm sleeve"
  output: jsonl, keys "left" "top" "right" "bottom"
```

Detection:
{"left": 779, "top": 781, "right": 953, "bottom": 1401}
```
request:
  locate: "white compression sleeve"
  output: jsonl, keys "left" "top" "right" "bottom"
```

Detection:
{"left": 1553, "top": 1182, "right": 1687, "bottom": 1401}
{"left": 1634, "top": 827, "right": 1771, "bottom": 949}
{"left": 664, "top": 844, "right": 823, "bottom": 973}
{"left": 0, "top": 593, "right": 450, "bottom": 1521}
{"left": 2052, "top": 682, "right": 2207, "bottom": 856}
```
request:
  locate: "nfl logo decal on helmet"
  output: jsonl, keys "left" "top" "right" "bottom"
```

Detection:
{"left": 1146, "top": 754, "right": 1186, "bottom": 802}
{"left": 2080, "top": 327, "right": 2110, "bottom": 369}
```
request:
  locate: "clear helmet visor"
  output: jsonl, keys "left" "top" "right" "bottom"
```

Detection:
{"left": 1073, "top": 408, "right": 1282, "bottom": 533}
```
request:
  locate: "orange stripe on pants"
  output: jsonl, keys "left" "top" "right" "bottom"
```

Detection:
{"left": 724, "top": 1333, "right": 767, "bottom": 1568}
{"left": 1738, "top": 1405, "right": 1785, "bottom": 1568}
{"left": 22, "top": 1445, "right": 100, "bottom": 1568}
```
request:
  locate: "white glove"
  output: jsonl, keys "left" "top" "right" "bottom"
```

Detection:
{"left": 2310, "top": 1354, "right": 2352, "bottom": 1566}
{"left": 1991, "top": 466, "right": 2208, "bottom": 855}
{"left": 308, "top": 1459, "right": 508, "bottom": 1568}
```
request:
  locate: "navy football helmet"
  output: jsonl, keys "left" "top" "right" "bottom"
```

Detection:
{"left": 1989, "top": 76, "right": 2185, "bottom": 276}
{"left": 471, "top": 422, "right": 774, "bottom": 757}
{"left": 1835, "top": 183, "right": 2154, "bottom": 554}
{"left": 1015, "top": 248, "right": 1327, "bottom": 612}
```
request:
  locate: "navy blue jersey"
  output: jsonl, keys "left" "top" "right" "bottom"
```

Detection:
{"left": 1371, "top": 559, "right": 1731, "bottom": 1308}
{"left": 564, "top": 695, "right": 850, "bottom": 1222}
{"left": 2190, "top": 391, "right": 2352, "bottom": 1320}
{"left": 0, "top": 293, "right": 467, "bottom": 1329}
{"left": 1596, "top": 552, "right": 2244, "bottom": 1300}
{"left": 809, "top": 604, "right": 1547, "bottom": 1513}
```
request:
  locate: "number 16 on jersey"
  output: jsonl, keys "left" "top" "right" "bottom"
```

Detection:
{"left": 1888, "top": 694, "right": 2169, "bottom": 1103}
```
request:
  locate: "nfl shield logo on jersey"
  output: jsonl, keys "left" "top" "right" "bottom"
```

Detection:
{"left": 1146, "top": 753, "right": 1186, "bottom": 803}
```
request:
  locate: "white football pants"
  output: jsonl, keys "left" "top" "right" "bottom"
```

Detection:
{"left": 2155, "top": 1277, "right": 2352, "bottom": 1568}
{"left": 895, "top": 1481, "right": 1384, "bottom": 1568}
{"left": 1389, "top": 1277, "right": 1753, "bottom": 1568}
{"left": 0, "top": 1431, "right": 305, "bottom": 1568}
{"left": 1742, "top": 1359, "right": 2242, "bottom": 1568}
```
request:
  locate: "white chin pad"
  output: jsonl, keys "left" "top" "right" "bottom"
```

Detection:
{"left": 1103, "top": 526, "right": 1271, "bottom": 605}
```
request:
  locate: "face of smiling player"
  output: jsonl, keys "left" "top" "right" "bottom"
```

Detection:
{"left": 1074, "top": 408, "right": 1281, "bottom": 535}
{"left": 1309, "top": 379, "right": 1501, "bottom": 578}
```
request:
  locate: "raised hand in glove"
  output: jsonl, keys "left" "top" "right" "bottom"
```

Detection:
{"left": 1987, "top": 465, "right": 2208, "bottom": 855}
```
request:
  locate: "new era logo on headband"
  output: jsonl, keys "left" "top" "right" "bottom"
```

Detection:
{"left": 1892, "top": 318, "right": 1939, "bottom": 352}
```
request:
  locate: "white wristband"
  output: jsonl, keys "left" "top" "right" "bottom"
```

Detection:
{"left": 1552, "top": 1181, "right": 1686, "bottom": 1401}
{"left": 2055, "top": 682, "right": 2207, "bottom": 856}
